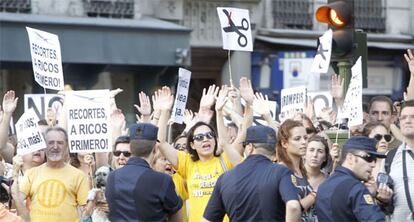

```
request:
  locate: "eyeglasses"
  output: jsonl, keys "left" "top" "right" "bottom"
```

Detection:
{"left": 352, "top": 153, "right": 376, "bottom": 163}
{"left": 373, "top": 134, "right": 392, "bottom": 142}
{"left": 113, "top": 151, "right": 131, "bottom": 157}
{"left": 174, "top": 143, "right": 186, "bottom": 151}
{"left": 193, "top": 132, "right": 215, "bottom": 141}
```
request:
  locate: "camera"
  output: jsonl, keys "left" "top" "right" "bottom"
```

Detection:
{"left": 377, "top": 172, "right": 394, "bottom": 189}
{"left": 0, "top": 176, "right": 13, "bottom": 203}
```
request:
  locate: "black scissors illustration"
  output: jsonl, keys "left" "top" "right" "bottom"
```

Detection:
{"left": 222, "top": 9, "right": 249, "bottom": 47}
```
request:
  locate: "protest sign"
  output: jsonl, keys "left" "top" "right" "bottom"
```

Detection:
{"left": 311, "top": 29, "right": 333, "bottom": 74}
{"left": 24, "top": 94, "right": 64, "bottom": 121}
{"left": 65, "top": 90, "right": 112, "bottom": 153}
{"left": 308, "top": 91, "right": 333, "bottom": 117}
{"left": 171, "top": 68, "right": 191, "bottom": 124}
{"left": 26, "top": 27, "right": 64, "bottom": 90}
{"left": 15, "top": 109, "right": 46, "bottom": 155}
{"left": 343, "top": 57, "right": 363, "bottom": 127}
{"left": 280, "top": 86, "right": 307, "bottom": 122}
{"left": 217, "top": 7, "right": 253, "bottom": 52}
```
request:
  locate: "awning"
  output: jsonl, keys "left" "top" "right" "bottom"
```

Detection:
{"left": 0, "top": 12, "right": 191, "bottom": 66}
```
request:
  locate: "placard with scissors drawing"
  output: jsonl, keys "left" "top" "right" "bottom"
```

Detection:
{"left": 217, "top": 7, "right": 253, "bottom": 52}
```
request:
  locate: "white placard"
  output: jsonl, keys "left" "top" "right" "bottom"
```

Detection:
{"left": 311, "top": 29, "right": 333, "bottom": 74}
{"left": 171, "top": 68, "right": 191, "bottom": 124}
{"left": 345, "top": 57, "right": 363, "bottom": 127}
{"left": 26, "top": 27, "right": 64, "bottom": 90}
{"left": 280, "top": 86, "right": 307, "bottom": 122}
{"left": 24, "top": 94, "right": 64, "bottom": 121}
{"left": 15, "top": 109, "right": 46, "bottom": 155}
{"left": 66, "top": 90, "right": 112, "bottom": 153}
{"left": 217, "top": 7, "right": 253, "bottom": 52}
{"left": 308, "top": 91, "right": 333, "bottom": 117}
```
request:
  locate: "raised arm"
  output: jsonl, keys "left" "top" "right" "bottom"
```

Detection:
{"left": 198, "top": 85, "right": 219, "bottom": 124}
{"left": 156, "top": 86, "right": 179, "bottom": 168}
{"left": 254, "top": 92, "right": 280, "bottom": 130}
{"left": 216, "top": 85, "right": 242, "bottom": 166}
{"left": 134, "top": 91, "right": 152, "bottom": 123}
{"left": 330, "top": 74, "right": 345, "bottom": 110}
{"left": 0, "top": 91, "right": 18, "bottom": 163}
{"left": 404, "top": 49, "right": 414, "bottom": 100}
{"left": 11, "top": 155, "right": 30, "bottom": 221}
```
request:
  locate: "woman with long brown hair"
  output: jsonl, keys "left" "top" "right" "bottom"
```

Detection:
{"left": 276, "top": 119, "right": 317, "bottom": 221}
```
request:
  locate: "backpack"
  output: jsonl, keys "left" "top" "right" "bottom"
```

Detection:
{"left": 384, "top": 148, "right": 398, "bottom": 175}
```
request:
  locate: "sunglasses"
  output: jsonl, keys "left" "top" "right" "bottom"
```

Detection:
{"left": 352, "top": 153, "right": 376, "bottom": 163}
{"left": 113, "top": 151, "right": 131, "bottom": 157}
{"left": 373, "top": 134, "right": 392, "bottom": 142}
{"left": 193, "top": 132, "right": 215, "bottom": 142}
{"left": 174, "top": 143, "right": 186, "bottom": 151}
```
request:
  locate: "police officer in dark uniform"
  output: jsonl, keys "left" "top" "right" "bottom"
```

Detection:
{"left": 203, "top": 125, "right": 302, "bottom": 222}
{"left": 316, "top": 136, "right": 386, "bottom": 222}
{"left": 106, "top": 123, "right": 183, "bottom": 222}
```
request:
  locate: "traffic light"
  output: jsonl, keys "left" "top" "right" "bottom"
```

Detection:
{"left": 315, "top": 0, "right": 354, "bottom": 61}
{"left": 315, "top": 0, "right": 368, "bottom": 88}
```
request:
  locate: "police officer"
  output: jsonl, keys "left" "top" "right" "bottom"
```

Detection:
{"left": 106, "top": 123, "right": 183, "bottom": 221}
{"left": 203, "top": 125, "right": 302, "bottom": 222}
{"left": 316, "top": 136, "right": 386, "bottom": 222}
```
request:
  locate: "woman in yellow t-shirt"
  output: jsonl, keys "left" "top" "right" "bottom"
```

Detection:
{"left": 156, "top": 85, "right": 244, "bottom": 222}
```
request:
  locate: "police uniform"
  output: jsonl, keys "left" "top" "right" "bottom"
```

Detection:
{"left": 203, "top": 125, "right": 299, "bottom": 221}
{"left": 105, "top": 123, "right": 182, "bottom": 222}
{"left": 315, "top": 136, "right": 386, "bottom": 222}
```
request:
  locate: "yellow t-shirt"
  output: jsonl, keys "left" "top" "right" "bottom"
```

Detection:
{"left": 173, "top": 173, "right": 188, "bottom": 222}
{"left": 177, "top": 151, "right": 233, "bottom": 222}
{"left": 19, "top": 163, "right": 89, "bottom": 222}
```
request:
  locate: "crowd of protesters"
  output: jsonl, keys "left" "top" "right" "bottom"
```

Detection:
{"left": 0, "top": 49, "right": 412, "bottom": 221}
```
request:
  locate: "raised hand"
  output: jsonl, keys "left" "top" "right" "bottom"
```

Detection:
{"left": 183, "top": 109, "right": 195, "bottom": 126}
{"left": 253, "top": 92, "right": 270, "bottom": 116}
{"left": 134, "top": 91, "right": 152, "bottom": 116}
{"left": 330, "top": 74, "right": 344, "bottom": 101}
{"left": 2, "top": 90, "right": 18, "bottom": 114}
{"left": 404, "top": 49, "right": 414, "bottom": 75}
{"left": 200, "top": 85, "right": 219, "bottom": 110}
{"left": 157, "top": 86, "right": 174, "bottom": 111}
{"left": 216, "top": 85, "right": 229, "bottom": 111}
{"left": 111, "top": 109, "right": 126, "bottom": 131}
{"left": 239, "top": 78, "right": 254, "bottom": 105}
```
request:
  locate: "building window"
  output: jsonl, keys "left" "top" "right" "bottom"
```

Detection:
{"left": 0, "top": 0, "right": 31, "bottom": 13}
{"left": 272, "top": 0, "right": 313, "bottom": 30}
{"left": 355, "top": 0, "right": 386, "bottom": 33}
{"left": 83, "top": 0, "right": 134, "bottom": 18}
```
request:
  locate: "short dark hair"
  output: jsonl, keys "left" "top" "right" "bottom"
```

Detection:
{"left": 186, "top": 122, "right": 219, "bottom": 161}
{"left": 130, "top": 139, "right": 156, "bottom": 157}
{"left": 400, "top": 99, "right": 414, "bottom": 115}
{"left": 251, "top": 143, "right": 275, "bottom": 156}
{"left": 114, "top": 136, "right": 130, "bottom": 151}
{"left": 368, "top": 96, "right": 393, "bottom": 113}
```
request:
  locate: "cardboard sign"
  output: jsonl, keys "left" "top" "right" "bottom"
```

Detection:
{"left": 66, "top": 90, "right": 112, "bottom": 153}
{"left": 311, "top": 29, "right": 333, "bottom": 74}
{"left": 171, "top": 68, "right": 191, "bottom": 124}
{"left": 280, "top": 86, "right": 307, "bottom": 121}
{"left": 344, "top": 57, "right": 363, "bottom": 127}
{"left": 24, "top": 94, "right": 64, "bottom": 121}
{"left": 26, "top": 27, "right": 64, "bottom": 90}
{"left": 308, "top": 91, "right": 333, "bottom": 117}
{"left": 217, "top": 7, "right": 253, "bottom": 52}
{"left": 15, "top": 109, "right": 46, "bottom": 155}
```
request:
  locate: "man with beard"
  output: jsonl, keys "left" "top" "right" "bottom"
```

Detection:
{"left": 316, "top": 136, "right": 386, "bottom": 221}
{"left": 17, "top": 127, "right": 90, "bottom": 221}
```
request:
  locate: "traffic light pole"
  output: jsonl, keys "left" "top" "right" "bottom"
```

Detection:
{"left": 337, "top": 60, "right": 352, "bottom": 96}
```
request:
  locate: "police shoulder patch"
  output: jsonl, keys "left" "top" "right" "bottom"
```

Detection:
{"left": 363, "top": 194, "right": 374, "bottom": 204}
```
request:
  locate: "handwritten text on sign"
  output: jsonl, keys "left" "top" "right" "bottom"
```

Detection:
{"left": 26, "top": 27, "right": 64, "bottom": 90}
{"left": 15, "top": 109, "right": 46, "bottom": 155}
{"left": 171, "top": 68, "right": 191, "bottom": 124}
{"left": 66, "top": 90, "right": 112, "bottom": 153}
